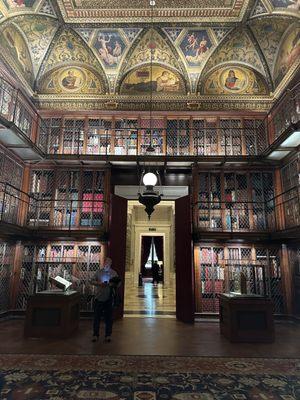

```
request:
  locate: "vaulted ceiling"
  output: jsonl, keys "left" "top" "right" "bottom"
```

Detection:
{"left": 0, "top": 0, "right": 299, "bottom": 110}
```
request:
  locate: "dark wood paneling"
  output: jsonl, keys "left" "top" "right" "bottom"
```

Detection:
{"left": 175, "top": 195, "right": 195, "bottom": 323}
{"left": 108, "top": 194, "right": 128, "bottom": 319}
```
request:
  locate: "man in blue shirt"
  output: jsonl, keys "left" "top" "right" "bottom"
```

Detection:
{"left": 90, "top": 257, "right": 118, "bottom": 342}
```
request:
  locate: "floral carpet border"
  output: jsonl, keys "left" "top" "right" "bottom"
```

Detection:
{"left": 0, "top": 354, "right": 299, "bottom": 375}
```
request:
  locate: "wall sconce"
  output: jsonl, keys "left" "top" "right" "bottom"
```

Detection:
{"left": 138, "top": 171, "right": 162, "bottom": 220}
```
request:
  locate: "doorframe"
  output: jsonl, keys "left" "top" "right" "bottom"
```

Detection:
{"left": 134, "top": 229, "right": 172, "bottom": 287}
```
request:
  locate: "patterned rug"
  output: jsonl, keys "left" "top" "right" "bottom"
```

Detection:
{"left": 0, "top": 354, "right": 299, "bottom": 399}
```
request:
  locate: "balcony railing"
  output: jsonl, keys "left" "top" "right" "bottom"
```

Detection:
{"left": 0, "top": 76, "right": 48, "bottom": 151}
{"left": 266, "top": 82, "right": 300, "bottom": 143}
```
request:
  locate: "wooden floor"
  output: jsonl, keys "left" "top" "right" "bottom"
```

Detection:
{"left": 0, "top": 318, "right": 300, "bottom": 358}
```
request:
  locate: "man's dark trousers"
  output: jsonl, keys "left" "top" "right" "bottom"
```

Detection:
{"left": 93, "top": 298, "right": 113, "bottom": 337}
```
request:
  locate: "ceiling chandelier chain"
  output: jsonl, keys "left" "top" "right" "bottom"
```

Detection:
{"left": 147, "top": 0, "right": 156, "bottom": 153}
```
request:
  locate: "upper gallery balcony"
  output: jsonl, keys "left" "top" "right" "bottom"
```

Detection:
{"left": 0, "top": 180, "right": 299, "bottom": 240}
{"left": 0, "top": 77, "right": 45, "bottom": 160}
{"left": 0, "top": 74, "right": 299, "bottom": 161}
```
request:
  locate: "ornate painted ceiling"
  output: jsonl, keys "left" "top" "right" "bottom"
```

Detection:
{"left": 0, "top": 0, "right": 299, "bottom": 111}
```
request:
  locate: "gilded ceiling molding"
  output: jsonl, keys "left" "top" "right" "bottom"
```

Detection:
{"left": 56, "top": 0, "right": 250, "bottom": 23}
{"left": 34, "top": 96, "right": 273, "bottom": 112}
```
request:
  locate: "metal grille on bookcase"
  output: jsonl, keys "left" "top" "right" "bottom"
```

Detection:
{"left": 281, "top": 157, "right": 300, "bottom": 229}
{"left": 251, "top": 172, "right": 275, "bottom": 231}
{"left": 0, "top": 153, "right": 23, "bottom": 189}
{"left": 28, "top": 170, "right": 55, "bottom": 227}
{"left": 42, "top": 118, "right": 62, "bottom": 154}
{"left": 256, "top": 248, "right": 283, "bottom": 314}
{"left": 140, "top": 118, "right": 164, "bottom": 155}
{"left": 199, "top": 246, "right": 225, "bottom": 313}
{"left": 76, "top": 245, "right": 102, "bottom": 311}
{"left": 197, "top": 246, "right": 284, "bottom": 314}
{"left": 0, "top": 78, "right": 16, "bottom": 120}
{"left": 115, "top": 119, "right": 139, "bottom": 156}
{"left": 220, "top": 119, "right": 242, "bottom": 156}
{"left": 244, "top": 119, "right": 267, "bottom": 155}
{"left": 87, "top": 119, "right": 112, "bottom": 155}
{"left": 198, "top": 173, "right": 222, "bottom": 230}
{"left": 166, "top": 119, "right": 190, "bottom": 156}
{"left": 16, "top": 245, "right": 38, "bottom": 310}
{"left": 0, "top": 242, "right": 14, "bottom": 313}
{"left": 62, "top": 119, "right": 85, "bottom": 155}
{"left": 54, "top": 171, "right": 80, "bottom": 228}
{"left": 15, "top": 244, "right": 103, "bottom": 311}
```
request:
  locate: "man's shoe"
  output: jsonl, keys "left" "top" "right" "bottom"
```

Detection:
{"left": 104, "top": 336, "right": 111, "bottom": 343}
{"left": 92, "top": 335, "right": 99, "bottom": 342}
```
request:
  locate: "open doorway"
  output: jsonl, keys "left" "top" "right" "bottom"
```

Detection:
{"left": 124, "top": 201, "right": 176, "bottom": 317}
{"left": 140, "top": 236, "right": 164, "bottom": 284}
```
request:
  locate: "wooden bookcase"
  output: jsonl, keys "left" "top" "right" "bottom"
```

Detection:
{"left": 27, "top": 168, "right": 108, "bottom": 229}
{"left": 194, "top": 244, "right": 283, "bottom": 315}
{"left": 195, "top": 170, "right": 275, "bottom": 232}
{"left": 41, "top": 114, "right": 266, "bottom": 157}
{"left": 16, "top": 241, "right": 106, "bottom": 311}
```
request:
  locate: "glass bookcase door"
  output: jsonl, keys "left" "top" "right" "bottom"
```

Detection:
{"left": 63, "top": 119, "right": 85, "bottom": 155}
{"left": 87, "top": 119, "right": 111, "bottom": 155}
{"left": 198, "top": 246, "right": 224, "bottom": 313}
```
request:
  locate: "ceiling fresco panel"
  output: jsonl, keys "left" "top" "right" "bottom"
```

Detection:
{"left": 270, "top": 0, "right": 300, "bottom": 11}
{"left": 202, "top": 65, "right": 268, "bottom": 95}
{"left": 39, "top": 29, "right": 103, "bottom": 76}
{"left": 2, "top": 0, "right": 36, "bottom": 9}
{"left": 122, "top": 29, "right": 183, "bottom": 75}
{"left": 203, "top": 28, "right": 266, "bottom": 77}
{"left": 274, "top": 23, "right": 300, "bottom": 86}
{"left": 38, "top": 0, "right": 57, "bottom": 17}
{"left": 14, "top": 15, "right": 59, "bottom": 74}
{"left": 93, "top": 30, "right": 127, "bottom": 69}
{"left": 39, "top": 66, "right": 103, "bottom": 94}
{"left": 0, "top": 22, "right": 34, "bottom": 85}
{"left": 250, "top": 17, "right": 292, "bottom": 72}
{"left": 120, "top": 65, "right": 186, "bottom": 95}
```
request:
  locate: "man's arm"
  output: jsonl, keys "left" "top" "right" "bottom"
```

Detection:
{"left": 90, "top": 273, "right": 107, "bottom": 287}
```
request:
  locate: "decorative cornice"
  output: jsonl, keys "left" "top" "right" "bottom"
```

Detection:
{"left": 56, "top": 0, "right": 250, "bottom": 23}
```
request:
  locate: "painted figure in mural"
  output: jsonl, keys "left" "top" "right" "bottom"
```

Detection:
{"left": 61, "top": 70, "right": 81, "bottom": 90}
{"left": 277, "top": 30, "right": 300, "bottom": 82}
{"left": 4, "top": 0, "right": 33, "bottom": 7}
{"left": 181, "top": 31, "right": 211, "bottom": 65}
{"left": 156, "top": 71, "right": 179, "bottom": 92}
{"left": 95, "top": 33, "right": 124, "bottom": 67}
{"left": 224, "top": 70, "right": 244, "bottom": 91}
{"left": 185, "top": 33, "right": 198, "bottom": 51}
{"left": 3, "top": 27, "right": 32, "bottom": 76}
{"left": 196, "top": 37, "right": 209, "bottom": 57}
{"left": 113, "top": 41, "right": 122, "bottom": 57}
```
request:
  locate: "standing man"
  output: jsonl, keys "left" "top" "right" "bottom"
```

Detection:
{"left": 91, "top": 257, "right": 118, "bottom": 343}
